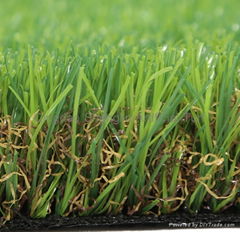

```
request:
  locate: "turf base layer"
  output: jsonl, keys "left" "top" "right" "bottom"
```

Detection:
{"left": 2, "top": 210, "right": 240, "bottom": 231}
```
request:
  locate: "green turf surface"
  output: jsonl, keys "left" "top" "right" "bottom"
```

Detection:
{"left": 1, "top": 0, "right": 240, "bottom": 49}
{"left": 0, "top": 0, "right": 239, "bottom": 223}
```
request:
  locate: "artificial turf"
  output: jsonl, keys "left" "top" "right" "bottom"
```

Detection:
{"left": 0, "top": 0, "right": 240, "bottom": 224}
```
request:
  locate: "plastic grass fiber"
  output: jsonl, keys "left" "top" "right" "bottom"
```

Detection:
{"left": 0, "top": 0, "right": 240, "bottom": 225}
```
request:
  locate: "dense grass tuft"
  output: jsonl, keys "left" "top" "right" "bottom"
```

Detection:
{"left": 0, "top": 0, "right": 240, "bottom": 224}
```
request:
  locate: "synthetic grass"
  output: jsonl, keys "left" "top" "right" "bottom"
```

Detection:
{"left": 0, "top": 0, "right": 240, "bottom": 224}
